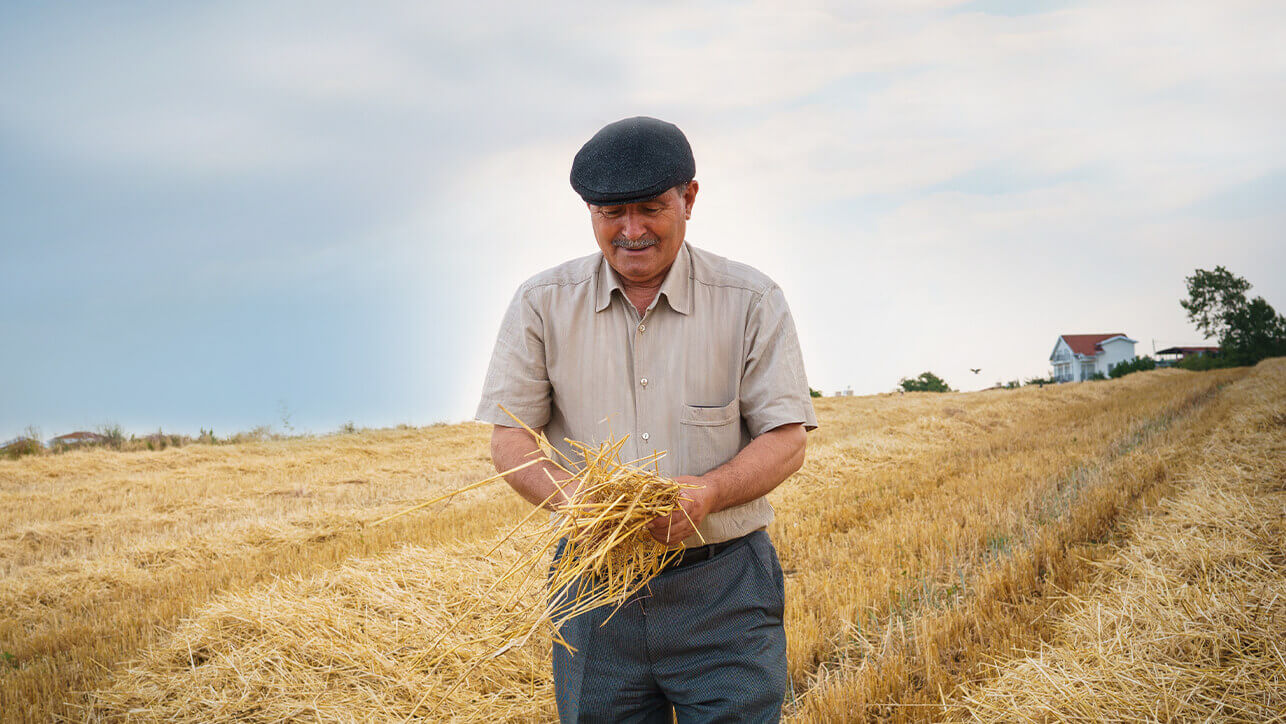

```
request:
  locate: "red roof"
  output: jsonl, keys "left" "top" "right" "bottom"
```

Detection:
{"left": 1061, "top": 333, "right": 1127, "bottom": 356}
{"left": 52, "top": 431, "right": 108, "bottom": 443}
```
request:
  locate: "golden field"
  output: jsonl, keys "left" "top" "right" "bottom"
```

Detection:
{"left": 2, "top": 360, "right": 1282, "bottom": 722}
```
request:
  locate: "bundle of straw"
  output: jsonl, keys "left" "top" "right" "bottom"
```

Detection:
{"left": 539, "top": 432, "right": 699, "bottom": 643}
{"left": 370, "top": 407, "right": 701, "bottom": 713}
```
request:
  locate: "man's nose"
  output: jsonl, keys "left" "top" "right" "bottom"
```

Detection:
{"left": 622, "top": 210, "right": 647, "bottom": 239}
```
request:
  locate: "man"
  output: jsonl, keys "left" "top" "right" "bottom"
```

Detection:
{"left": 476, "top": 116, "right": 817, "bottom": 722}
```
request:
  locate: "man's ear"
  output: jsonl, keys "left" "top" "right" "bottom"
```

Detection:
{"left": 682, "top": 180, "right": 699, "bottom": 219}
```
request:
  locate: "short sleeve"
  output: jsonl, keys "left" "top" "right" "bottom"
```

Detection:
{"left": 475, "top": 285, "right": 552, "bottom": 429}
{"left": 740, "top": 285, "right": 819, "bottom": 437}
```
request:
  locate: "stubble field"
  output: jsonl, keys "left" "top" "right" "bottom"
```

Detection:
{"left": 2, "top": 360, "right": 1282, "bottom": 722}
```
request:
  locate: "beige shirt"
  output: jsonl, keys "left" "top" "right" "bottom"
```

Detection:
{"left": 476, "top": 242, "right": 818, "bottom": 546}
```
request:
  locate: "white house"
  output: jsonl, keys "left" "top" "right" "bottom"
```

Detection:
{"left": 1050, "top": 333, "right": 1138, "bottom": 382}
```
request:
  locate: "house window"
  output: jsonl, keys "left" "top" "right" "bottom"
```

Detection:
{"left": 1052, "top": 362, "right": 1075, "bottom": 382}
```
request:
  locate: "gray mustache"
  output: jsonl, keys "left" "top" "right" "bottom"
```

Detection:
{"left": 612, "top": 235, "right": 660, "bottom": 250}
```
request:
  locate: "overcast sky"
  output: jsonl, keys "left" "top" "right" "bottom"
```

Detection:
{"left": 2, "top": 0, "right": 1283, "bottom": 441}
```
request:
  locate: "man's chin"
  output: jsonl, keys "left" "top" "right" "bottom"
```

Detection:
{"left": 609, "top": 257, "right": 661, "bottom": 283}
{"left": 610, "top": 246, "right": 655, "bottom": 264}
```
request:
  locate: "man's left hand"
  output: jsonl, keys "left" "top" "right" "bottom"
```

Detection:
{"left": 647, "top": 475, "right": 717, "bottom": 547}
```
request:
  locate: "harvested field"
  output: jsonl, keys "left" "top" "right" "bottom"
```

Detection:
{"left": 1, "top": 361, "right": 1281, "bottom": 722}
{"left": 948, "top": 362, "right": 1286, "bottom": 721}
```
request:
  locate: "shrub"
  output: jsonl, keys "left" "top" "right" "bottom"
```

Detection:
{"left": 808, "top": 387, "right": 822, "bottom": 398}
{"left": 1109, "top": 355, "right": 1156, "bottom": 379}
{"left": 97, "top": 423, "right": 125, "bottom": 450}
{"left": 899, "top": 371, "right": 951, "bottom": 393}
{"left": 228, "top": 425, "right": 274, "bottom": 444}
{"left": 1176, "top": 352, "right": 1239, "bottom": 371}
{"left": 3, "top": 429, "right": 44, "bottom": 460}
{"left": 1024, "top": 375, "right": 1055, "bottom": 387}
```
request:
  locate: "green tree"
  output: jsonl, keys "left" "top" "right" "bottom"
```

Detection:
{"left": 808, "top": 387, "right": 822, "bottom": 398}
{"left": 1222, "top": 297, "right": 1286, "bottom": 364}
{"left": 1181, "top": 266, "right": 1286, "bottom": 366}
{"left": 1180, "top": 266, "right": 1251, "bottom": 341}
{"left": 898, "top": 371, "right": 951, "bottom": 393}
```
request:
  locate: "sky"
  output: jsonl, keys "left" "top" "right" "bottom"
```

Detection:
{"left": 2, "top": 0, "right": 1284, "bottom": 441}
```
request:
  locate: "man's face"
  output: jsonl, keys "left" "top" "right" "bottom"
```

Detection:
{"left": 588, "top": 181, "right": 699, "bottom": 287}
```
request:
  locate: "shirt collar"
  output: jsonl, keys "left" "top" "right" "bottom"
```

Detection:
{"left": 594, "top": 242, "right": 692, "bottom": 315}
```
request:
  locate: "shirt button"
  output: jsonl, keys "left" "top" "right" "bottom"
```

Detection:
{"left": 640, "top": 377, "right": 648, "bottom": 387}
{"left": 638, "top": 323, "right": 646, "bottom": 333}
{"left": 641, "top": 432, "right": 650, "bottom": 441}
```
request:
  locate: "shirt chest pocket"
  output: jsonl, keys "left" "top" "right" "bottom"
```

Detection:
{"left": 680, "top": 399, "right": 740, "bottom": 426}
{"left": 679, "top": 399, "right": 742, "bottom": 475}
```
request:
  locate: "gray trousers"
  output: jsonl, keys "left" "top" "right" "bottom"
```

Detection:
{"left": 551, "top": 530, "right": 788, "bottom": 723}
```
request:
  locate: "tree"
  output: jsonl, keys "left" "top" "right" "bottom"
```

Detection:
{"left": 808, "top": 387, "right": 823, "bottom": 398}
{"left": 898, "top": 371, "right": 951, "bottom": 393}
{"left": 1221, "top": 296, "right": 1286, "bottom": 363}
{"left": 1180, "top": 266, "right": 1250, "bottom": 341}
{"left": 1181, "top": 266, "right": 1286, "bottom": 366}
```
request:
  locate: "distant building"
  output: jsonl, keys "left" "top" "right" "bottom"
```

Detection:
{"left": 1050, "top": 333, "right": 1137, "bottom": 382}
{"left": 49, "top": 431, "right": 108, "bottom": 447}
{"left": 1155, "top": 345, "right": 1220, "bottom": 366}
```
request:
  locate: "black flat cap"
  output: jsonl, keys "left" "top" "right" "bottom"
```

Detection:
{"left": 570, "top": 116, "right": 695, "bottom": 205}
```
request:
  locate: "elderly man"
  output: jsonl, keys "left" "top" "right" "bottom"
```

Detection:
{"left": 476, "top": 116, "right": 817, "bottom": 722}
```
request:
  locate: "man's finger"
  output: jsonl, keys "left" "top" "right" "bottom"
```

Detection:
{"left": 647, "top": 513, "right": 673, "bottom": 530}
{"left": 650, "top": 522, "right": 692, "bottom": 544}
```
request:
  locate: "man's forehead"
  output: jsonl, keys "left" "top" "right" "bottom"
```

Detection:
{"left": 590, "top": 188, "right": 677, "bottom": 211}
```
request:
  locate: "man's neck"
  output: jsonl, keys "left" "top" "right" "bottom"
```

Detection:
{"left": 612, "top": 264, "right": 673, "bottom": 317}
{"left": 621, "top": 280, "right": 662, "bottom": 317}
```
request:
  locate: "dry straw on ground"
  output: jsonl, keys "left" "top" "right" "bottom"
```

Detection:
{"left": 90, "top": 541, "right": 557, "bottom": 722}
{"left": 950, "top": 366, "right": 1286, "bottom": 722}
{"left": 779, "top": 365, "right": 1258, "bottom": 720}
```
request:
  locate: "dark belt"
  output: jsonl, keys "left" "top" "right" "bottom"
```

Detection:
{"left": 660, "top": 534, "right": 746, "bottom": 572}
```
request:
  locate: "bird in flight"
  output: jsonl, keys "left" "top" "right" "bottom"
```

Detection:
{"left": 970, "top": 368, "right": 981, "bottom": 374}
